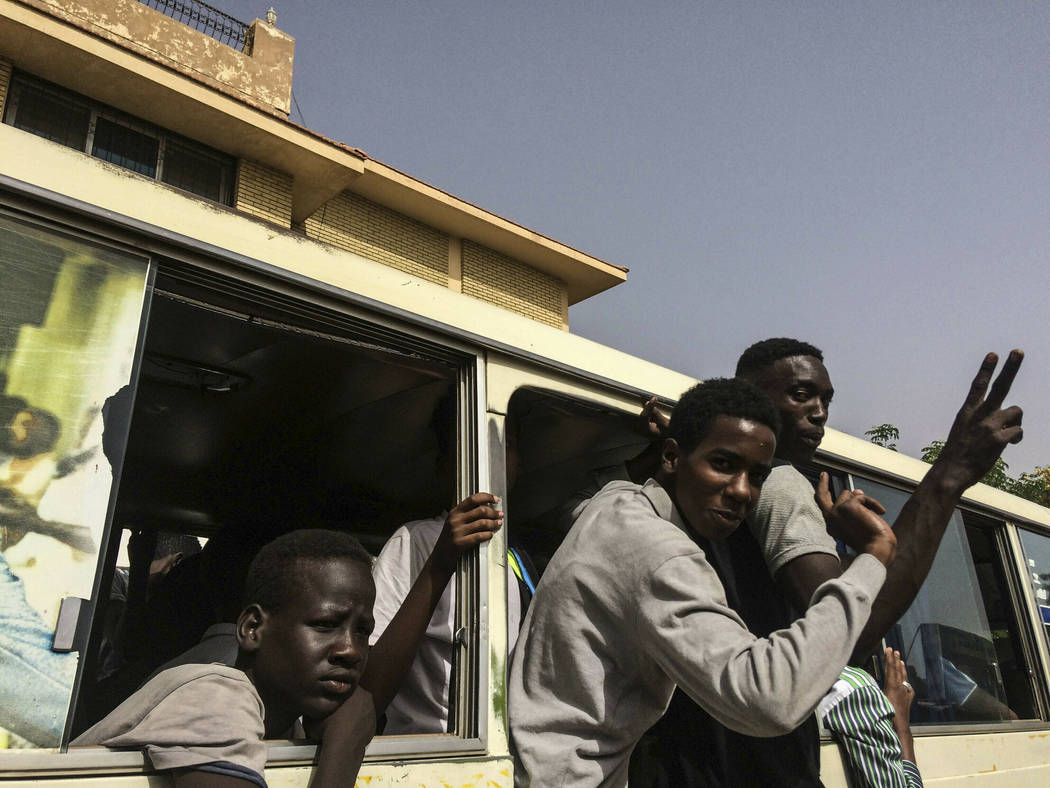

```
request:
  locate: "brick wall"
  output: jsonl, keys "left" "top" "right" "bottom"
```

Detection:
{"left": 462, "top": 241, "right": 566, "bottom": 329}
{"left": 235, "top": 159, "right": 293, "bottom": 227}
{"left": 0, "top": 58, "right": 12, "bottom": 116}
{"left": 303, "top": 191, "right": 448, "bottom": 286}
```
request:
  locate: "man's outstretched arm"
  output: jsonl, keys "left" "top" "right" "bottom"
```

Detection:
{"left": 778, "top": 351, "right": 1024, "bottom": 662}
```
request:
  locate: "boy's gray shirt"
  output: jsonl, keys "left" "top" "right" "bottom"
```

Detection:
{"left": 73, "top": 663, "right": 266, "bottom": 778}
{"left": 750, "top": 462, "right": 840, "bottom": 575}
{"left": 508, "top": 479, "right": 886, "bottom": 788}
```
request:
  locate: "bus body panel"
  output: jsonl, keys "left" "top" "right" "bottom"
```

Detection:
{"left": 1, "top": 128, "right": 1049, "bottom": 784}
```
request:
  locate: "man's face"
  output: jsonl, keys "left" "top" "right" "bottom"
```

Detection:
{"left": 750, "top": 355, "right": 833, "bottom": 464}
{"left": 664, "top": 416, "right": 776, "bottom": 541}
{"left": 251, "top": 558, "right": 375, "bottom": 723}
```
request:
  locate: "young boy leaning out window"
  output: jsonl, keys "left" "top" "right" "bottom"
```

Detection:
{"left": 73, "top": 493, "right": 503, "bottom": 787}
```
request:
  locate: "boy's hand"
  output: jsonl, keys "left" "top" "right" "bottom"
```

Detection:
{"left": 935, "top": 351, "right": 1024, "bottom": 490}
{"left": 816, "top": 473, "right": 897, "bottom": 566}
{"left": 883, "top": 647, "right": 915, "bottom": 722}
{"left": 431, "top": 493, "right": 503, "bottom": 575}
{"left": 637, "top": 396, "right": 670, "bottom": 441}
{"left": 883, "top": 647, "right": 917, "bottom": 763}
{"left": 303, "top": 687, "right": 376, "bottom": 786}
{"left": 304, "top": 686, "right": 376, "bottom": 743}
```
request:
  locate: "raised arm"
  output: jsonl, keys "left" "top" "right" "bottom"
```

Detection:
{"left": 855, "top": 351, "right": 1022, "bottom": 659}
{"left": 360, "top": 493, "right": 502, "bottom": 714}
{"left": 777, "top": 351, "right": 1024, "bottom": 662}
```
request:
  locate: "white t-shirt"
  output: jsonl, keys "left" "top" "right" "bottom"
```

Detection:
{"left": 371, "top": 515, "right": 521, "bottom": 734}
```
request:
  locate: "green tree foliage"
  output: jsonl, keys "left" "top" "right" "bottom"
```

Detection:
{"left": 922, "top": 438, "right": 1018, "bottom": 492}
{"left": 864, "top": 424, "right": 899, "bottom": 451}
{"left": 1011, "top": 467, "right": 1050, "bottom": 508}
{"left": 867, "top": 426, "right": 1049, "bottom": 508}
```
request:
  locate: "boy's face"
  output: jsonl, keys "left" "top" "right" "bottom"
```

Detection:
{"left": 663, "top": 416, "right": 775, "bottom": 541}
{"left": 249, "top": 557, "right": 376, "bottom": 723}
{"left": 749, "top": 355, "right": 833, "bottom": 464}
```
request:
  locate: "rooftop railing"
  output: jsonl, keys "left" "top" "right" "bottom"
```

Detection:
{"left": 136, "top": 0, "right": 253, "bottom": 51}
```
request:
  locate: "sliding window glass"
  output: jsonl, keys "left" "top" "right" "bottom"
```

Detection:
{"left": 0, "top": 213, "right": 149, "bottom": 751}
{"left": 1018, "top": 529, "right": 1050, "bottom": 658}
{"left": 855, "top": 476, "right": 1037, "bottom": 724}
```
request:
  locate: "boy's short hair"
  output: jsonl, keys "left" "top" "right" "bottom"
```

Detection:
{"left": 243, "top": 529, "right": 373, "bottom": 612}
{"left": 735, "top": 338, "right": 823, "bottom": 379}
{"left": 153, "top": 532, "right": 202, "bottom": 561}
{"left": 670, "top": 378, "right": 781, "bottom": 456}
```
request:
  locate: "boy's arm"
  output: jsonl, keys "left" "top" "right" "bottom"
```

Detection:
{"left": 643, "top": 550, "right": 890, "bottom": 737}
{"left": 306, "top": 688, "right": 377, "bottom": 788}
{"left": 642, "top": 492, "right": 895, "bottom": 737}
{"left": 776, "top": 351, "right": 1023, "bottom": 662}
{"left": 883, "top": 647, "right": 917, "bottom": 766}
{"left": 360, "top": 493, "right": 502, "bottom": 714}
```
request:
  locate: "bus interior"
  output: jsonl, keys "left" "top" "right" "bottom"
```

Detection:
{"left": 77, "top": 269, "right": 463, "bottom": 732}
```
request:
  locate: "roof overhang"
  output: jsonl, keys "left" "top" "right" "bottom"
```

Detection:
{"left": 0, "top": 0, "right": 627, "bottom": 303}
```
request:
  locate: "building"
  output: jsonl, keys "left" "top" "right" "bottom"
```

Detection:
{"left": 0, "top": 0, "right": 634, "bottom": 775}
{"left": 0, "top": 0, "right": 627, "bottom": 333}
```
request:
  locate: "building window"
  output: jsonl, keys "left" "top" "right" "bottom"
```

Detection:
{"left": 3, "top": 72, "right": 234, "bottom": 205}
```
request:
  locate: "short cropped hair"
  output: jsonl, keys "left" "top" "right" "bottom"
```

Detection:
{"left": 243, "top": 529, "right": 373, "bottom": 612}
{"left": 735, "top": 338, "right": 823, "bottom": 379}
{"left": 670, "top": 378, "right": 781, "bottom": 456}
{"left": 153, "top": 532, "right": 202, "bottom": 561}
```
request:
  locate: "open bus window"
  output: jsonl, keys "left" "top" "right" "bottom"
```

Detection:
{"left": 0, "top": 214, "right": 149, "bottom": 751}
{"left": 505, "top": 388, "right": 653, "bottom": 576}
{"left": 855, "top": 476, "right": 1038, "bottom": 725}
{"left": 70, "top": 272, "right": 475, "bottom": 754}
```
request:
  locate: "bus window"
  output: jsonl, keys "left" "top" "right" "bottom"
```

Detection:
{"left": 70, "top": 270, "right": 480, "bottom": 759}
{"left": 506, "top": 388, "right": 651, "bottom": 575}
{"left": 0, "top": 213, "right": 149, "bottom": 751}
{"left": 854, "top": 476, "right": 1037, "bottom": 724}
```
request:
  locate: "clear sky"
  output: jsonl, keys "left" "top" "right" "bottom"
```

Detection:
{"left": 224, "top": 1, "right": 1048, "bottom": 474}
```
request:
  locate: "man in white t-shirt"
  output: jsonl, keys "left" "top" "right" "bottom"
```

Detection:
{"left": 371, "top": 515, "right": 521, "bottom": 734}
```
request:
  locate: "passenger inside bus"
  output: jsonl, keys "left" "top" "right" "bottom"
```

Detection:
{"left": 369, "top": 397, "right": 528, "bottom": 735}
{"left": 73, "top": 278, "right": 476, "bottom": 736}
{"left": 74, "top": 493, "right": 502, "bottom": 785}
{"left": 96, "top": 531, "right": 203, "bottom": 684}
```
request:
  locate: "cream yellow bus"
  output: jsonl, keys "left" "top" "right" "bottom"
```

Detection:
{"left": 1, "top": 1, "right": 1049, "bottom": 785}
{"left": 2, "top": 180, "right": 1050, "bottom": 785}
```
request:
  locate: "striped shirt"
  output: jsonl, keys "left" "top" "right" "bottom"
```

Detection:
{"left": 818, "top": 666, "right": 923, "bottom": 788}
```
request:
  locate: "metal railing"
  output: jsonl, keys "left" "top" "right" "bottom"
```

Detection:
{"left": 136, "top": 0, "right": 253, "bottom": 51}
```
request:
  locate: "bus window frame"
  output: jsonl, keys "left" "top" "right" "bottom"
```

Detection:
{"left": 833, "top": 465, "right": 1050, "bottom": 733}
{"left": 0, "top": 200, "right": 494, "bottom": 771}
{"left": 1006, "top": 522, "right": 1050, "bottom": 719}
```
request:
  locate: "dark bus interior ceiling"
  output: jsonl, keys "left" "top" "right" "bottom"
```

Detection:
{"left": 115, "top": 286, "right": 458, "bottom": 552}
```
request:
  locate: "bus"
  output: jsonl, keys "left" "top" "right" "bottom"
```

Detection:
{"left": 2, "top": 1, "right": 1050, "bottom": 779}
{"left": 2, "top": 178, "right": 1050, "bottom": 786}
